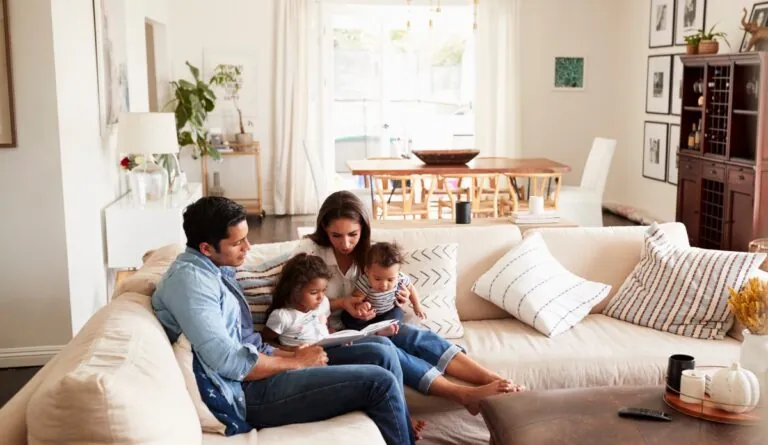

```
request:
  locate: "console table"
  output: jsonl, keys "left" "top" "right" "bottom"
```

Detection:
{"left": 201, "top": 143, "right": 265, "bottom": 219}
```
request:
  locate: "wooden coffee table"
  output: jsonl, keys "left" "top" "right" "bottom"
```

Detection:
{"left": 479, "top": 386, "right": 764, "bottom": 445}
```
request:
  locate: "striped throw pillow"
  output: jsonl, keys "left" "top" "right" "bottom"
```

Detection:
{"left": 235, "top": 253, "right": 291, "bottom": 331}
{"left": 603, "top": 223, "right": 767, "bottom": 339}
{"left": 472, "top": 232, "right": 611, "bottom": 337}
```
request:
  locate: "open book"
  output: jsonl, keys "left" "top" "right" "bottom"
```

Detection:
{"left": 313, "top": 319, "right": 399, "bottom": 347}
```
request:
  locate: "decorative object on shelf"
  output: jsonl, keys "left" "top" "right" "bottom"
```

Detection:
{"left": 684, "top": 33, "right": 701, "bottom": 54}
{"left": 209, "top": 172, "right": 225, "bottom": 197}
{"left": 709, "top": 362, "right": 760, "bottom": 414}
{"left": 748, "top": 238, "right": 768, "bottom": 271}
{"left": 0, "top": 0, "right": 15, "bottom": 148}
{"left": 642, "top": 121, "right": 669, "bottom": 182}
{"left": 209, "top": 63, "right": 255, "bottom": 148}
{"left": 667, "top": 124, "right": 680, "bottom": 186}
{"left": 671, "top": 55, "right": 684, "bottom": 115}
{"left": 646, "top": 55, "right": 672, "bottom": 115}
{"left": 116, "top": 112, "right": 180, "bottom": 205}
{"left": 649, "top": 0, "right": 675, "bottom": 48}
{"left": 553, "top": 56, "right": 586, "bottom": 91}
{"left": 411, "top": 149, "right": 480, "bottom": 165}
{"left": 696, "top": 24, "right": 730, "bottom": 55}
{"left": 740, "top": 3, "right": 768, "bottom": 53}
{"left": 679, "top": 369, "right": 707, "bottom": 404}
{"left": 728, "top": 276, "right": 768, "bottom": 397}
{"left": 167, "top": 61, "right": 218, "bottom": 160}
{"left": 675, "top": 0, "right": 707, "bottom": 46}
{"left": 93, "top": 0, "right": 129, "bottom": 137}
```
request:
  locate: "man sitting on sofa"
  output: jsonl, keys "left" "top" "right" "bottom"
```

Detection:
{"left": 152, "top": 196, "right": 415, "bottom": 445}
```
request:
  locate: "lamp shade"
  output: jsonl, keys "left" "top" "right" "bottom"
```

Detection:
{"left": 116, "top": 112, "right": 179, "bottom": 154}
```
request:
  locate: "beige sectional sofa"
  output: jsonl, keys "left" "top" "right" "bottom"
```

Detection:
{"left": 0, "top": 223, "right": 744, "bottom": 444}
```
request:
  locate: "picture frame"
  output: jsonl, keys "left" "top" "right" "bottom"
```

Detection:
{"left": 675, "top": 0, "right": 706, "bottom": 46}
{"left": 646, "top": 55, "right": 673, "bottom": 115}
{"left": 649, "top": 0, "right": 675, "bottom": 48}
{"left": 643, "top": 121, "right": 669, "bottom": 182}
{"left": 552, "top": 56, "right": 586, "bottom": 91}
{"left": 667, "top": 124, "right": 680, "bottom": 185}
{"left": 671, "top": 54, "right": 684, "bottom": 116}
{"left": 93, "top": 0, "right": 130, "bottom": 137}
{"left": 739, "top": 2, "right": 768, "bottom": 53}
{"left": 0, "top": 0, "right": 16, "bottom": 148}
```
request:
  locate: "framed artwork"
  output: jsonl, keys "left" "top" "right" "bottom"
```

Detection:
{"left": 93, "top": 0, "right": 130, "bottom": 136}
{"left": 739, "top": 2, "right": 768, "bottom": 52}
{"left": 667, "top": 124, "right": 680, "bottom": 185}
{"left": 649, "top": 0, "right": 675, "bottom": 48}
{"left": 643, "top": 121, "right": 669, "bottom": 182}
{"left": 553, "top": 56, "right": 586, "bottom": 91}
{"left": 671, "top": 54, "right": 684, "bottom": 115}
{"left": 0, "top": 0, "right": 15, "bottom": 148}
{"left": 675, "top": 0, "right": 706, "bottom": 46}
{"left": 646, "top": 55, "right": 673, "bottom": 115}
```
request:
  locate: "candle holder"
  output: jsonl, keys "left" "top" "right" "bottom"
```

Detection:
{"left": 748, "top": 238, "right": 768, "bottom": 271}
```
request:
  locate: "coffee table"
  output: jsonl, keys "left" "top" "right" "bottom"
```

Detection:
{"left": 479, "top": 386, "right": 764, "bottom": 445}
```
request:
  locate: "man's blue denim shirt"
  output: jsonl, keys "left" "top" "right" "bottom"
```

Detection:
{"left": 152, "top": 248, "right": 274, "bottom": 422}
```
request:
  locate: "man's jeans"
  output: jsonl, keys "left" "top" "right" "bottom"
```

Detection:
{"left": 243, "top": 336, "right": 415, "bottom": 445}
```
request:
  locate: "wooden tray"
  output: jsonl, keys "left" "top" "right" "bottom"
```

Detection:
{"left": 663, "top": 389, "right": 762, "bottom": 426}
{"left": 412, "top": 149, "right": 480, "bottom": 165}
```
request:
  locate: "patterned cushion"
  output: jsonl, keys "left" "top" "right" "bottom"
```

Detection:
{"left": 471, "top": 232, "right": 611, "bottom": 337}
{"left": 236, "top": 252, "right": 291, "bottom": 331}
{"left": 603, "top": 223, "right": 767, "bottom": 339}
{"left": 401, "top": 243, "right": 464, "bottom": 339}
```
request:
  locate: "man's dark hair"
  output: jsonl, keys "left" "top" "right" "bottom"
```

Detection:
{"left": 365, "top": 242, "right": 403, "bottom": 268}
{"left": 183, "top": 197, "right": 247, "bottom": 252}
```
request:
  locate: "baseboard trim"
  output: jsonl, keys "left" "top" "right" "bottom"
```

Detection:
{"left": 0, "top": 345, "right": 64, "bottom": 368}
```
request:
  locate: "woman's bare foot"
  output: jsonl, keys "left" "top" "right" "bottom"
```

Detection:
{"left": 461, "top": 380, "right": 526, "bottom": 415}
{"left": 411, "top": 417, "right": 427, "bottom": 440}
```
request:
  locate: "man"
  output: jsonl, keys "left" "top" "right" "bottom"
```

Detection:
{"left": 152, "top": 197, "right": 414, "bottom": 445}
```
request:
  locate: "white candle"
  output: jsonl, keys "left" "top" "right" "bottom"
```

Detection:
{"left": 680, "top": 369, "right": 706, "bottom": 404}
{"left": 529, "top": 196, "right": 544, "bottom": 215}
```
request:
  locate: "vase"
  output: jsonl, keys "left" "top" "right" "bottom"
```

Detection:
{"left": 739, "top": 329, "right": 768, "bottom": 399}
{"left": 209, "top": 172, "right": 225, "bottom": 197}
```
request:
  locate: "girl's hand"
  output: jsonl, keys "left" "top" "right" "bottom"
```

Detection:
{"left": 394, "top": 287, "right": 410, "bottom": 307}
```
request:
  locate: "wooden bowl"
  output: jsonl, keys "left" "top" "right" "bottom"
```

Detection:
{"left": 412, "top": 149, "right": 480, "bottom": 165}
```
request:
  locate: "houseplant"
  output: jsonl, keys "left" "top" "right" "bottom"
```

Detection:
{"left": 696, "top": 24, "right": 730, "bottom": 55}
{"left": 209, "top": 64, "right": 254, "bottom": 149}
{"left": 167, "top": 61, "right": 219, "bottom": 160}
{"left": 683, "top": 34, "right": 701, "bottom": 55}
{"left": 728, "top": 277, "right": 768, "bottom": 397}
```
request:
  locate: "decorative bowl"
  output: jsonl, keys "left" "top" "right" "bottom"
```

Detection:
{"left": 412, "top": 149, "right": 480, "bottom": 165}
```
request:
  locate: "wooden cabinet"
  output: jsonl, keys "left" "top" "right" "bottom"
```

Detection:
{"left": 676, "top": 53, "right": 768, "bottom": 251}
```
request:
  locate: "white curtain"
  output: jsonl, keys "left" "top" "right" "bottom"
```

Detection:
{"left": 273, "top": 0, "right": 317, "bottom": 215}
{"left": 474, "top": 0, "right": 522, "bottom": 158}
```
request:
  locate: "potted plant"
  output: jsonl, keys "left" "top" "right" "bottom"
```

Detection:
{"left": 727, "top": 277, "right": 768, "bottom": 396}
{"left": 210, "top": 64, "right": 254, "bottom": 149}
{"left": 166, "top": 61, "right": 219, "bottom": 160}
{"left": 697, "top": 24, "right": 730, "bottom": 55}
{"left": 683, "top": 34, "right": 701, "bottom": 55}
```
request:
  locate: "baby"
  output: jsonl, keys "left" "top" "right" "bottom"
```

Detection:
{"left": 342, "top": 241, "right": 426, "bottom": 331}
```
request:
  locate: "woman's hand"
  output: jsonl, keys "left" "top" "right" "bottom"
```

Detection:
{"left": 342, "top": 295, "right": 376, "bottom": 320}
{"left": 394, "top": 287, "right": 410, "bottom": 307}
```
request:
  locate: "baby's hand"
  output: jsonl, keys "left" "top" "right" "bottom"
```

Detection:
{"left": 414, "top": 305, "right": 427, "bottom": 320}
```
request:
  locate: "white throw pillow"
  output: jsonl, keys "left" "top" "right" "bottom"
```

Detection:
{"left": 471, "top": 232, "right": 611, "bottom": 337}
{"left": 400, "top": 243, "right": 464, "bottom": 339}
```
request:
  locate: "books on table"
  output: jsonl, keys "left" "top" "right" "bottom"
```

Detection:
{"left": 510, "top": 210, "right": 561, "bottom": 224}
{"left": 313, "top": 319, "right": 399, "bottom": 348}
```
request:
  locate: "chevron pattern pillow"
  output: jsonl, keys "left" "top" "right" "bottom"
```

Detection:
{"left": 235, "top": 252, "right": 291, "bottom": 332}
{"left": 400, "top": 243, "right": 464, "bottom": 339}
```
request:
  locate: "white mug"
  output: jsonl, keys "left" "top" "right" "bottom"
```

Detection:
{"left": 529, "top": 196, "right": 544, "bottom": 215}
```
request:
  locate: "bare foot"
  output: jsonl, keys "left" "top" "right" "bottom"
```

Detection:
{"left": 411, "top": 417, "right": 427, "bottom": 440}
{"left": 462, "top": 380, "right": 526, "bottom": 415}
{"left": 376, "top": 324, "right": 399, "bottom": 337}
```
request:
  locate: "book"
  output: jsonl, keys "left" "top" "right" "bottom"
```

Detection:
{"left": 313, "top": 319, "right": 399, "bottom": 347}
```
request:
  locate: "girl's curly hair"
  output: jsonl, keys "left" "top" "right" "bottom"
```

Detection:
{"left": 268, "top": 253, "right": 332, "bottom": 316}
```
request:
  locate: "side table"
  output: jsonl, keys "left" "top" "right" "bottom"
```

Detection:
{"left": 201, "top": 143, "right": 265, "bottom": 219}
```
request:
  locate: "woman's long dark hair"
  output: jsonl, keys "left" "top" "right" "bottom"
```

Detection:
{"left": 267, "top": 253, "right": 332, "bottom": 317}
{"left": 307, "top": 190, "right": 372, "bottom": 270}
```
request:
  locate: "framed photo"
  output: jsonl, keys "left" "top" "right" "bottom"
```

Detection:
{"left": 0, "top": 0, "right": 15, "bottom": 148}
{"left": 671, "top": 54, "right": 684, "bottom": 115}
{"left": 739, "top": 2, "right": 768, "bottom": 52}
{"left": 649, "top": 0, "right": 675, "bottom": 48}
{"left": 643, "top": 121, "right": 669, "bottom": 182}
{"left": 667, "top": 124, "right": 680, "bottom": 185}
{"left": 553, "top": 56, "right": 586, "bottom": 91}
{"left": 675, "top": 0, "right": 706, "bottom": 45}
{"left": 646, "top": 55, "right": 673, "bottom": 115}
{"left": 93, "top": 0, "right": 130, "bottom": 136}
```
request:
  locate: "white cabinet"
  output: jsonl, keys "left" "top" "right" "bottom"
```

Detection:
{"left": 105, "top": 183, "right": 202, "bottom": 269}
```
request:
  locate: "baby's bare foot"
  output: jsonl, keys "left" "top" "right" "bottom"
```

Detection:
{"left": 376, "top": 325, "right": 398, "bottom": 337}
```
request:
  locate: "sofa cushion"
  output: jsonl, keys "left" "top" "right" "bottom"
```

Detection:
{"left": 603, "top": 223, "right": 766, "bottom": 339}
{"left": 236, "top": 252, "right": 292, "bottom": 331}
{"left": 113, "top": 243, "right": 183, "bottom": 299}
{"left": 527, "top": 222, "right": 690, "bottom": 313}
{"left": 472, "top": 232, "right": 610, "bottom": 337}
{"left": 26, "top": 292, "right": 201, "bottom": 445}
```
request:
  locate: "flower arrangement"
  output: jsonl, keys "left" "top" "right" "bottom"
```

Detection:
{"left": 728, "top": 277, "right": 768, "bottom": 335}
{"left": 119, "top": 154, "right": 147, "bottom": 171}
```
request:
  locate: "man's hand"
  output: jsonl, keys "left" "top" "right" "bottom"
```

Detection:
{"left": 294, "top": 344, "right": 328, "bottom": 368}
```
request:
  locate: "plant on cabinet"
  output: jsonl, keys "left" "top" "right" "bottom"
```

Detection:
{"left": 210, "top": 64, "right": 254, "bottom": 149}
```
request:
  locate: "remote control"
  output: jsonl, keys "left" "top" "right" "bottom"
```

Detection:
{"left": 617, "top": 407, "right": 671, "bottom": 421}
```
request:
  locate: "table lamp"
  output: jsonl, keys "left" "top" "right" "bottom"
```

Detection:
{"left": 116, "top": 112, "right": 180, "bottom": 204}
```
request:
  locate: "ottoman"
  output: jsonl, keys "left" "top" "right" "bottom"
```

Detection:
{"left": 479, "top": 386, "right": 764, "bottom": 445}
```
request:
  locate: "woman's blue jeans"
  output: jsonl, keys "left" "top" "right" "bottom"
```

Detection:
{"left": 243, "top": 336, "right": 415, "bottom": 445}
{"left": 389, "top": 322, "right": 463, "bottom": 394}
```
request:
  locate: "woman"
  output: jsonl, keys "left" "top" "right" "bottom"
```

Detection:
{"left": 294, "top": 191, "right": 523, "bottom": 415}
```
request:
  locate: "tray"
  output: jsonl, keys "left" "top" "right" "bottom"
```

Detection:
{"left": 411, "top": 149, "right": 480, "bottom": 165}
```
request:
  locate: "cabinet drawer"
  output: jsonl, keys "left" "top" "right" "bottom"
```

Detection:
{"left": 679, "top": 157, "right": 700, "bottom": 180}
{"left": 701, "top": 162, "right": 725, "bottom": 182}
{"left": 727, "top": 166, "right": 754, "bottom": 193}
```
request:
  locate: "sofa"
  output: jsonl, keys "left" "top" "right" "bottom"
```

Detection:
{"left": 0, "top": 223, "right": 746, "bottom": 444}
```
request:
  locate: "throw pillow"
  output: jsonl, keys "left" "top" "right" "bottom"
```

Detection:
{"left": 471, "top": 232, "right": 611, "bottom": 337}
{"left": 602, "top": 222, "right": 767, "bottom": 339}
{"left": 236, "top": 252, "right": 291, "bottom": 331}
{"left": 400, "top": 243, "right": 464, "bottom": 339}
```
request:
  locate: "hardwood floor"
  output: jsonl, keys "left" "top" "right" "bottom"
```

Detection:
{"left": 0, "top": 210, "right": 637, "bottom": 408}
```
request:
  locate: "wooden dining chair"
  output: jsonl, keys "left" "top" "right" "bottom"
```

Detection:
{"left": 371, "top": 174, "right": 435, "bottom": 220}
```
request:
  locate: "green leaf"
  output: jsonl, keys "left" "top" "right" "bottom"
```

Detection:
{"left": 186, "top": 61, "right": 200, "bottom": 82}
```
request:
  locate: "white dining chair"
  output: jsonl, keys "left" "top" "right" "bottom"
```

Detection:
{"left": 556, "top": 137, "right": 617, "bottom": 227}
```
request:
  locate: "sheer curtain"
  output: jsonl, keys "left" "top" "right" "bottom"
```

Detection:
{"left": 474, "top": 0, "right": 522, "bottom": 158}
